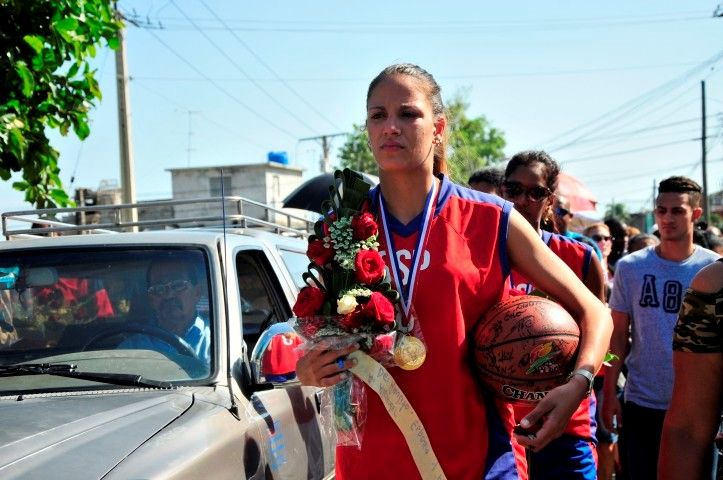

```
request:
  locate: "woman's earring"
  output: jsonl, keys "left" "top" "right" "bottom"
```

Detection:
{"left": 432, "top": 137, "right": 441, "bottom": 145}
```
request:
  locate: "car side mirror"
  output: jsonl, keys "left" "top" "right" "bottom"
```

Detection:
{"left": 249, "top": 322, "right": 303, "bottom": 385}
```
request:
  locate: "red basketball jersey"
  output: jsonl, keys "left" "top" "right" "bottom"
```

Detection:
{"left": 509, "top": 231, "right": 597, "bottom": 442}
{"left": 335, "top": 176, "right": 526, "bottom": 480}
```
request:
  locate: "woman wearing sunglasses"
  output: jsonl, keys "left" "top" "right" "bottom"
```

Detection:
{"left": 584, "top": 223, "right": 615, "bottom": 293}
{"left": 501, "top": 151, "right": 607, "bottom": 480}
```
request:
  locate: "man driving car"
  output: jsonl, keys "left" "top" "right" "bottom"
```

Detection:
{"left": 120, "top": 255, "right": 210, "bottom": 364}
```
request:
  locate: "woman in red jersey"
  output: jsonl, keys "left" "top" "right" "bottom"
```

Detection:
{"left": 501, "top": 151, "right": 607, "bottom": 480}
{"left": 297, "top": 64, "right": 612, "bottom": 480}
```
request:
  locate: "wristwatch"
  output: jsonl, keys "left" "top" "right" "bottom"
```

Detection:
{"left": 566, "top": 368, "right": 594, "bottom": 397}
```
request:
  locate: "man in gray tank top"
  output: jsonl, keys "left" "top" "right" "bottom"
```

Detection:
{"left": 602, "top": 176, "right": 720, "bottom": 479}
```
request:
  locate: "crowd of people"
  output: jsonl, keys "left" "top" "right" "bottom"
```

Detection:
{"left": 296, "top": 62, "right": 721, "bottom": 479}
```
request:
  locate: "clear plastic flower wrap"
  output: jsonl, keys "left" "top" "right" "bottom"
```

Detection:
{"left": 292, "top": 318, "right": 399, "bottom": 447}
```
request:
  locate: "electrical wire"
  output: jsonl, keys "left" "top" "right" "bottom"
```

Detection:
{"left": 143, "top": 15, "right": 708, "bottom": 35}
{"left": 130, "top": 61, "right": 704, "bottom": 83}
{"left": 199, "top": 0, "right": 345, "bottom": 133}
{"left": 561, "top": 138, "right": 698, "bottom": 164}
{"left": 171, "top": 0, "right": 319, "bottom": 136}
{"left": 543, "top": 50, "right": 723, "bottom": 151}
{"left": 132, "top": 81, "right": 269, "bottom": 150}
{"left": 141, "top": 26, "right": 301, "bottom": 140}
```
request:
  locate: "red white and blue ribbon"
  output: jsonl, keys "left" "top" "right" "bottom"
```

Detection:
{"left": 378, "top": 180, "right": 438, "bottom": 327}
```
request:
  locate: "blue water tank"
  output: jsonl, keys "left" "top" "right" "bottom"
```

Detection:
{"left": 267, "top": 151, "right": 289, "bottom": 165}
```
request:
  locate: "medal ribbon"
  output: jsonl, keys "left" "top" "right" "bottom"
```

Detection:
{"left": 349, "top": 350, "right": 447, "bottom": 480}
{"left": 379, "top": 180, "right": 438, "bottom": 319}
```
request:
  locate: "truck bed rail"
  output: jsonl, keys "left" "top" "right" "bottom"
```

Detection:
{"left": 2, "top": 196, "right": 316, "bottom": 240}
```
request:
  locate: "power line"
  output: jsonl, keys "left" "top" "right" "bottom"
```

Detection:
{"left": 543, "top": 49, "right": 723, "bottom": 151}
{"left": 584, "top": 160, "right": 703, "bottom": 185}
{"left": 199, "top": 0, "right": 344, "bottom": 133}
{"left": 171, "top": 0, "right": 318, "bottom": 136}
{"left": 561, "top": 138, "right": 698, "bottom": 164}
{"left": 130, "top": 61, "right": 704, "bottom": 83}
{"left": 140, "top": 26, "right": 301, "bottom": 140}
{"left": 144, "top": 10, "right": 707, "bottom": 27}
{"left": 133, "top": 81, "right": 269, "bottom": 150}
{"left": 553, "top": 117, "right": 706, "bottom": 146}
{"left": 144, "top": 15, "right": 709, "bottom": 34}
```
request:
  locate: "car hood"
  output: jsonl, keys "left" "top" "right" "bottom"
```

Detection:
{"left": 0, "top": 390, "right": 193, "bottom": 480}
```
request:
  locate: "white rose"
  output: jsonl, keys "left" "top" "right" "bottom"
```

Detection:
{"left": 336, "top": 295, "right": 358, "bottom": 315}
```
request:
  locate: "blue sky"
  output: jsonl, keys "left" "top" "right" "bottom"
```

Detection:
{"left": 3, "top": 0, "right": 722, "bottom": 216}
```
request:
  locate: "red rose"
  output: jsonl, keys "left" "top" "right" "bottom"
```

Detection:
{"left": 369, "top": 332, "right": 395, "bottom": 356}
{"left": 338, "top": 310, "right": 365, "bottom": 331}
{"left": 361, "top": 292, "right": 395, "bottom": 327}
{"left": 355, "top": 249, "right": 386, "bottom": 284}
{"left": 307, "top": 239, "right": 335, "bottom": 266}
{"left": 351, "top": 212, "right": 378, "bottom": 240}
{"left": 293, "top": 286, "right": 326, "bottom": 317}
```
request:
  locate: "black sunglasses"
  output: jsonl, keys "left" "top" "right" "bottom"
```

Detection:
{"left": 554, "top": 206, "right": 572, "bottom": 217}
{"left": 502, "top": 181, "right": 551, "bottom": 203}
{"left": 590, "top": 234, "right": 613, "bottom": 243}
{"left": 148, "top": 279, "right": 192, "bottom": 297}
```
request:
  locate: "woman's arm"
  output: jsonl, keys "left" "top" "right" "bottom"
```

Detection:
{"left": 583, "top": 253, "right": 606, "bottom": 302}
{"left": 506, "top": 209, "right": 613, "bottom": 449}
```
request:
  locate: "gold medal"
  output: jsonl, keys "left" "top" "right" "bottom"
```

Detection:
{"left": 394, "top": 334, "right": 427, "bottom": 370}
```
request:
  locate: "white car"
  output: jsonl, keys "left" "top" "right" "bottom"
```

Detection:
{"left": 0, "top": 199, "right": 334, "bottom": 479}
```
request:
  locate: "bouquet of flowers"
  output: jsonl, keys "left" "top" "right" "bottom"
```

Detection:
{"left": 291, "top": 168, "right": 402, "bottom": 446}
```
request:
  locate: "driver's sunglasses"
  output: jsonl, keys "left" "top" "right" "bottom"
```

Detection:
{"left": 501, "top": 181, "right": 551, "bottom": 203}
{"left": 148, "top": 279, "right": 192, "bottom": 297}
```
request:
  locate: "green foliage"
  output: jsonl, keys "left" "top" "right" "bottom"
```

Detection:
{"left": 338, "top": 124, "right": 377, "bottom": 175}
{"left": 337, "top": 90, "right": 507, "bottom": 183}
{"left": 708, "top": 212, "right": 722, "bottom": 230}
{"left": 445, "top": 91, "right": 507, "bottom": 183}
{"left": 605, "top": 202, "right": 631, "bottom": 223}
{"left": 0, "top": 0, "right": 122, "bottom": 208}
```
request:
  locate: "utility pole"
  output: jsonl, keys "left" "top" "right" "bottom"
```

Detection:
{"left": 701, "top": 81, "right": 710, "bottom": 225}
{"left": 114, "top": 5, "right": 138, "bottom": 230}
{"left": 298, "top": 133, "right": 347, "bottom": 174}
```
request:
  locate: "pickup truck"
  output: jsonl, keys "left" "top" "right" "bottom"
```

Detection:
{"left": 0, "top": 199, "right": 335, "bottom": 479}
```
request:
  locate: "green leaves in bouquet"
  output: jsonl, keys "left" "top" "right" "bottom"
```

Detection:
{"left": 296, "top": 166, "right": 404, "bottom": 322}
{"left": 319, "top": 168, "right": 373, "bottom": 220}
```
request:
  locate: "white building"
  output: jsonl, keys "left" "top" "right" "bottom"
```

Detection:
{"left": 167, "top": 162, "right": 304, "bottom": 226}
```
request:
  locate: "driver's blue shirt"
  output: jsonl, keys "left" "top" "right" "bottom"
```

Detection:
{"left": 119, "top": 315, "right": 211, "bottom": 364}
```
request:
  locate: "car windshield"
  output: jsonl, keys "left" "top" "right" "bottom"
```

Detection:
{"left": 0, "top": 247, "right": 213, "bottom": 393}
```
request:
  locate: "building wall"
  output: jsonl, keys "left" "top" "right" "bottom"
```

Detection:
{"left": 71, "top": 163, "right": 307, "bottom": 232}
{"left": 170, "top": 163, "right": 304, "bottom": 227}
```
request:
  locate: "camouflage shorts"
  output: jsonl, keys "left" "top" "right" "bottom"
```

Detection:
{"left": 672, "top": 287, "right": 722, "bottom": 353}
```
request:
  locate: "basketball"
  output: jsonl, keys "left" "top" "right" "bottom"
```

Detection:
{"left": 473, "top": 295, "right": 580, "bottom": 404}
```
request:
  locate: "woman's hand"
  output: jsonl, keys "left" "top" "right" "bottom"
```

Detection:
{"left": 513, "top": 376, "right": 589, "bottom": 450}
{"left": 296, "top": 341, "right": 359, "bottom": 387}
